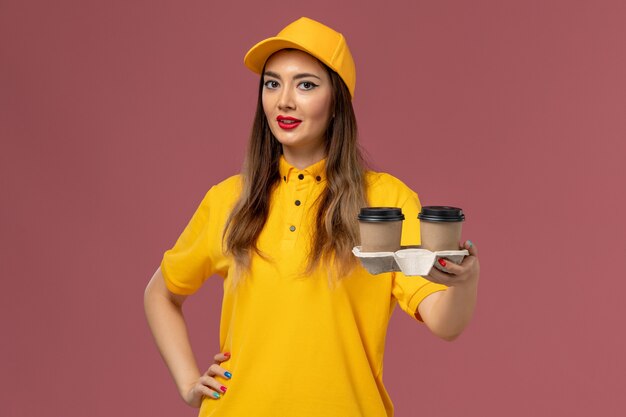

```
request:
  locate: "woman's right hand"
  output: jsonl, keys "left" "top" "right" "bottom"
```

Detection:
{"left": 182, "top": 352, "right": 232, "bottom": 408}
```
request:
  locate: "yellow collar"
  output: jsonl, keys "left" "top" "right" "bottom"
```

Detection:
{"left": 279, "top": 155, "right": 326, "bottom": 183}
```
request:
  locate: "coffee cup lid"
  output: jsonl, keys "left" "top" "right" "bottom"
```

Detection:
{"left": 358, "top": 207, "right": 405, "bottom": 222}
{"left": 418, "top": 206, "right": 465, "bottom": 222}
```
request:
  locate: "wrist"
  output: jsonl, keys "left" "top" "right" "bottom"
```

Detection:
{"left": 177, "top": 372, "right": 201, "bottom": 400}
{"left": 449, "top": 273, "right": 479, "bottom": 290}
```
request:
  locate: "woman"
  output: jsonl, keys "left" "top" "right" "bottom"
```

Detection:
{"left": 144, "top": 17, "right": 480, "bottom": 417}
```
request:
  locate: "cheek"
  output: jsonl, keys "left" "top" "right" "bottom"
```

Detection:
{"left": 262, "top": 94, "right": 271, "bottom": 116}
{"left": 308, "top": 96, "right": 333, "bottom": 124}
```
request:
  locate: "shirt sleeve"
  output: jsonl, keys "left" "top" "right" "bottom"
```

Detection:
{"left": 391, "top": 184, "right": 448, "bottom": 322}
{"left": 160, "top": 187, "right": 217, "bottom": 295}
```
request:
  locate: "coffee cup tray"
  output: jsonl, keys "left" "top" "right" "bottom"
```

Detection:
{"left": 352, "top": 246, "right": 469, "bottom": 276}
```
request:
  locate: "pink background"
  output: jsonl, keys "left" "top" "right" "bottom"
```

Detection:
{"left": 2, "top": 1, "right": 625, "bottom": 416}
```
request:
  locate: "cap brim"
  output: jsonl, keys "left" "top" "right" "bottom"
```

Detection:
{"left": 244, "top": 37, "right": 326, "bottom": 75}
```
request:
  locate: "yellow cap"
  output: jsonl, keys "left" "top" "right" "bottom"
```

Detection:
{"left": 244, "top": 17, "right": 356, "bottom": 99}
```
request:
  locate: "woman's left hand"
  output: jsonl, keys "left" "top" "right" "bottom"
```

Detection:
{"left": 426, "top": 240, "right": 480, "bottom": 287}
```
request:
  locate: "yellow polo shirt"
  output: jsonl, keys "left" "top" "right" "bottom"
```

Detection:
{"left": 161, "top": 156, "right": 447, "bottom": 417}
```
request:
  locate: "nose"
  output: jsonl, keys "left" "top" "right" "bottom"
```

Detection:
{"left": 277, "top": 84, "right": 296, "bottom": 111}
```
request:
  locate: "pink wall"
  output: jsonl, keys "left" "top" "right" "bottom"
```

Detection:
{"left": 2, "top": 1, "right": 625, "bottom": 416}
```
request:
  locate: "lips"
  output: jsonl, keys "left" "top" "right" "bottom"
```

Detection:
{"left": 277, "top": 115, "right": 302, "bottom": 130}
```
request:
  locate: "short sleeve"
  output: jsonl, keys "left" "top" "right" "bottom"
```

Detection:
{"left": 160, "top": 187, "right": 217, "bottom": 295}
{"left": 391, "top": 185, "right": 448, "bottom": 322}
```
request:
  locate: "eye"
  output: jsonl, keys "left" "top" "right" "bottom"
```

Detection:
{"left": 299, "top": 81, "right": 318, "bottom": 91}
{"left": 264, "top": 80, "right": 279, "bottom": 89}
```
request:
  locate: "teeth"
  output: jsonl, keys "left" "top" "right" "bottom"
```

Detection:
{"left": 281, "top": 119, "right": 298, "bottom": 123}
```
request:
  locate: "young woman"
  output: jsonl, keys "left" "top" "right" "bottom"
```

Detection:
{"left": 144, "top": 17, "right": 480, "bottom": 417}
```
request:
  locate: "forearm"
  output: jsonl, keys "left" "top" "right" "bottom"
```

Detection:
{"left": 424, "top": 279, "right": 478, "bottom": 341}
{"left": 144, "top": 291, "right": 201, "bottom": 397}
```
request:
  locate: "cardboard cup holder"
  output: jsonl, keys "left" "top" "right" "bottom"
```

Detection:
{"left": 352, "top": 246, "right": 469, "bottom": 276}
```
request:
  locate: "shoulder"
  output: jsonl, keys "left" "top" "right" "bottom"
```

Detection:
{"left": 198, "top": 174, "right": 242, "bottom": 211}
{"left": 210, "top": 174, "right": 243, "bottom": 195}
{"left": 365, "top": 170, "right": 417, "bottom": 206}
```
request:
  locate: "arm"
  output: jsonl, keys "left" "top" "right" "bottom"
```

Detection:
{"left": 145, "top": 267, "right": 232, "bottom": 406}
{"left": 143, "top": 267, "right": 202, "bottom": 401}
{"left": 417, "top": 240, "right": 480, "bottom": 341}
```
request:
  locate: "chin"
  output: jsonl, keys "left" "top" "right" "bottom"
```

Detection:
{"left": 273, "top": 134, "right": 306, "bottom": 148}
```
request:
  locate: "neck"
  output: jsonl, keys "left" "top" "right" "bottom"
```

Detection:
{"left": 282, "top": 146, "right": 326, "bottom": 170}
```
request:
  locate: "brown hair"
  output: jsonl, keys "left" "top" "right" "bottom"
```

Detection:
{"left": 223, "top": 53, "right": 368, "bottom": 285}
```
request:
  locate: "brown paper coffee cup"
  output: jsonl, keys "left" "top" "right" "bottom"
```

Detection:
{"left": 358, "top": 207, "right": 404, "bottom": 252}
{"left": 418, "top": 206, "right": 465, "bottom": 252}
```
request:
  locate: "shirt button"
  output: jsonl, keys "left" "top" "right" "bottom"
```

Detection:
{"left": 298, "top": 173, "right": 304, "bottom": 180}
{"left": 289, "top": 225, "right": 296, "bottom": 232}
{"left": 295, "top": 200, "right": 301, "bottom": 206}
{"left": 316, "top": 176, "right": 321, "bottom": 181}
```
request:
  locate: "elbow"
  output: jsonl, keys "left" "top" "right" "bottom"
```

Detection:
{"left": 143, "top": 283, "right": 156, "bottom": 316}
{"left": 425, "top": 315, "right": 472, "bottom": 342}
{"left": 143, "top": 280, "right": 156, "bottom": 305}
{"left": 438, "top": 331, "right": 462, "bottom": 342}
{"left": 430, "top": 326, "right": 464, "bottom": 342}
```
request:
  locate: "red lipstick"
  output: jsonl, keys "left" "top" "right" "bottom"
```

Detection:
{"left": 277, "top": 115, "right": 302, "bottom": 130}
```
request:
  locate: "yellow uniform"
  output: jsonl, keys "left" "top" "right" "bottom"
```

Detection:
{"left": 161, "top": 156, "right": 447, "bottom": 417}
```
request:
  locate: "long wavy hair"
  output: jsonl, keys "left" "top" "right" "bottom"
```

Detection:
{"left": 223, "top": 51, "right": 368, "bottom": 286}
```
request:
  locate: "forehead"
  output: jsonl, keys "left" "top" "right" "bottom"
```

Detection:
{"left": 264, "top": 49, "right": 327, "bottom": 76}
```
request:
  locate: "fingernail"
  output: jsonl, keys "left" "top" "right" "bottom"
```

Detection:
{"left": 438, "top": 258, "right": 447, "bottom": 267}
{"left": 212, "top": 392, "right": 220, "bottom": 399}
{"left": 224, "top": 352, "right": 231, "bottom": 357}
{"left": 467, "top": 240, "right": 473, "bottom": 247}
{"left": 220, "top": 386, "right": 227, "bottom": 392}
{"left": 224, "top": 371, "right": 232, "bottom": 379}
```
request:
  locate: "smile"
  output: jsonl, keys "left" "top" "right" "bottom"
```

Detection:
{"left": 277, "top": 120, "right": 302, "bottom": 129}
{"left": 276, "top": 115, "right": 302, "bottom": 130}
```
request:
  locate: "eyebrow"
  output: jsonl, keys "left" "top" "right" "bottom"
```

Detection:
{"left": 263, "top": 71, "right": 322, "bottom": 81}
